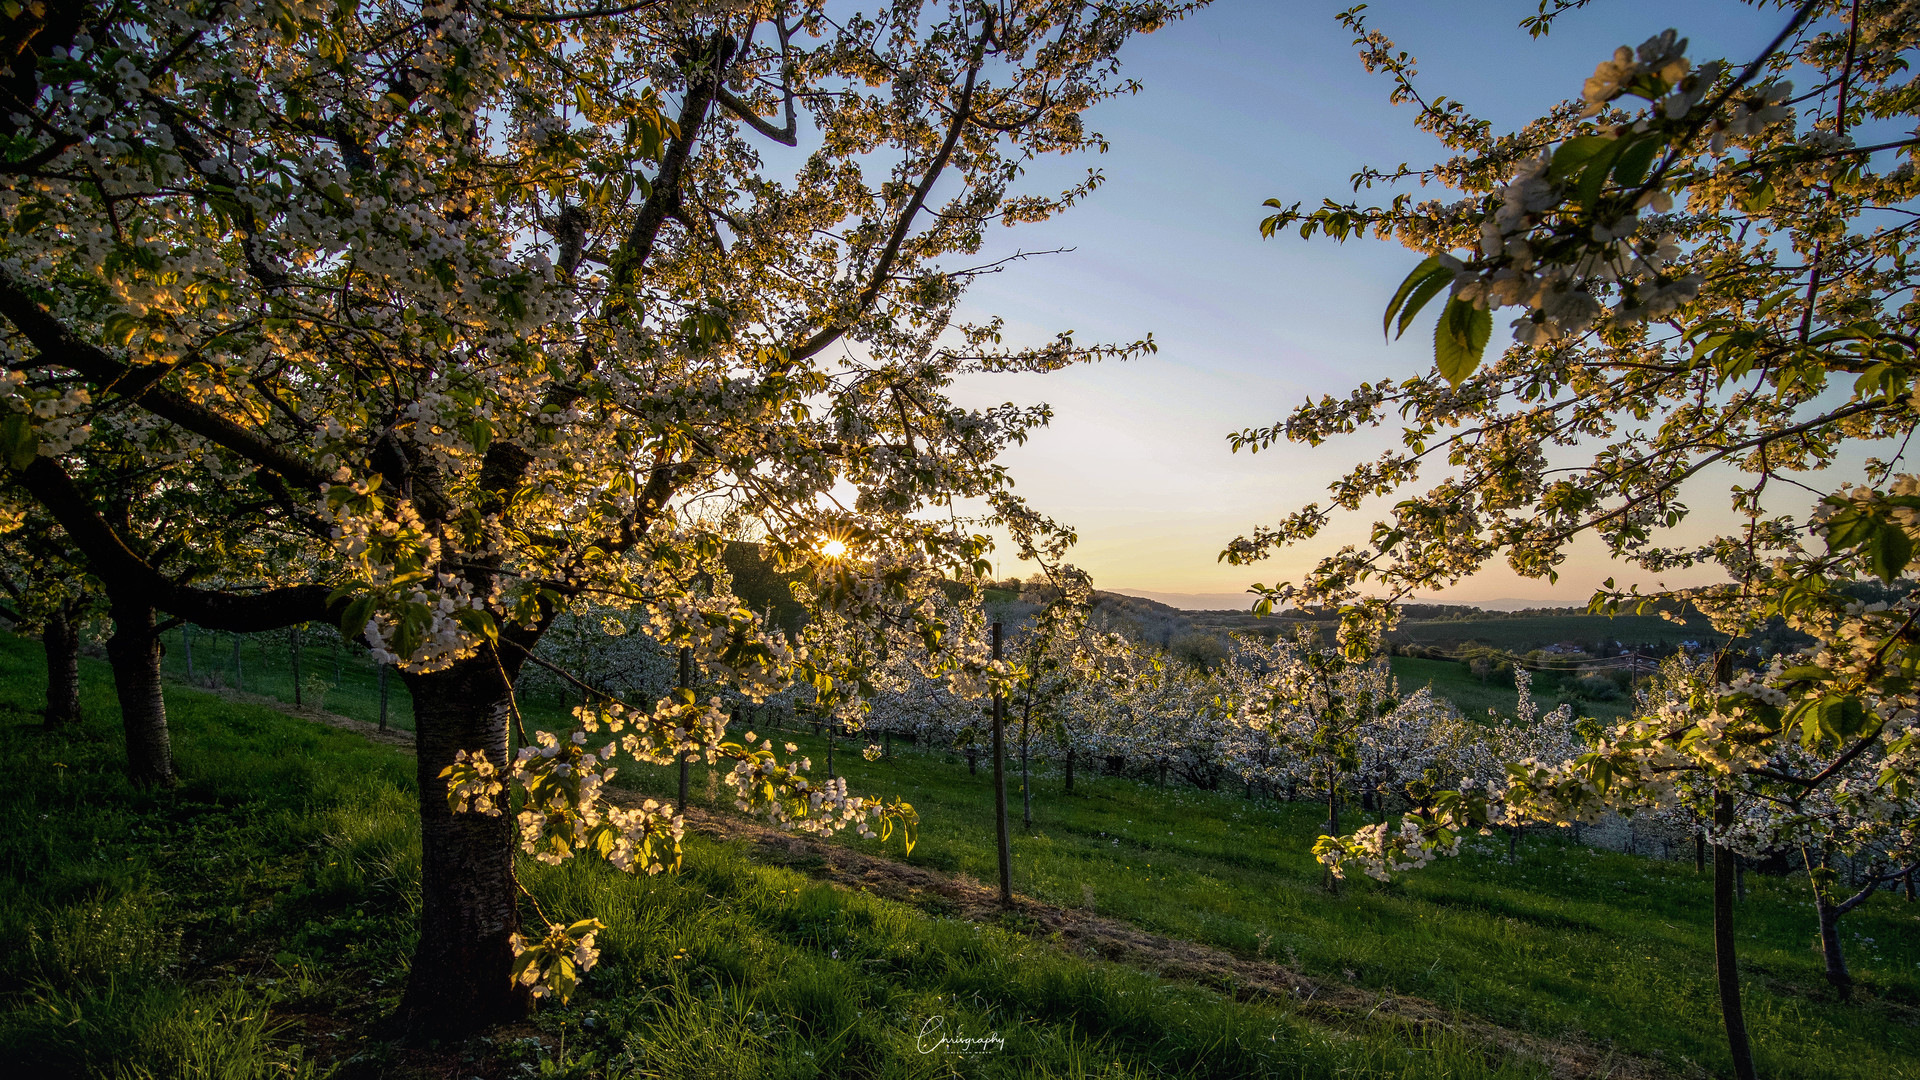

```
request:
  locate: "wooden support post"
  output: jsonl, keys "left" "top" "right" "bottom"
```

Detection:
{"left": 991, "top": 622, "right": 1012, "bottom": 907}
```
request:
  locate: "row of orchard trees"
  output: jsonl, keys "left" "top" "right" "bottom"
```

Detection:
{"left": 852, "top": 581, "right": 1916, "bottom": 1014}
{"left": 0, "top": 0, "right": 1207, "bottom": 1036}
{"left": 854, "top": 582, "right": 1587, "bottom": 842}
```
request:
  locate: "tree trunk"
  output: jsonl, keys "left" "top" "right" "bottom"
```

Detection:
{"left": 396, "top": 658, "right": 528, "bottom": 1036}
{"left": 1713, "top": 794, "right": 1758, "bottom": 1080}
{"left": 42, "top": 605, "right": 82, "bottom": 728}
{"left": 1064, "top": 747, "right": 1075, "bottom": 793}
{"left": 677, "top": 647, "right": 691, "bottom": 807}
{"left": 991, "top": 622, "right": 1012, "bottom": 907}
{"left": 1696, "top": 829, "right": 1707, "bottom": 874}
{"left": 1019, "top": 692, "right": 1032, "bottom": 829}
{"left": 107, "top": 597, "right": 173, "bottom": 786}
{"left": 967, "top": 745, "right": 978, "bottom": 775}
{"left": 1324, "top": 779, "right": 1341, "bottom": 894}
{"left": 1803, "top": 844, "right": 1855, "bottom": 1001}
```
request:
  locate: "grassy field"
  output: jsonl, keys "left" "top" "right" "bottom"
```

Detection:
{"left": 613, "top": 721, "right": 1920, "bottom": 1080}
{"left": 1392, "top": 615, "right": 1724, "bottom": 653}
{"left": 0, "top": 634, "right": 1554, "bottom": 1080}
{"left": 1185, "top": 611, "right": 1726, "bottom": 654}
{"left": 14, "top": 632, "right": 1919, "bottom": 1078}
{"left": 154, "top": 627, "right": 590, "bottom": 735}
{"left": 1389, "top": 656, "right": 1634, "bottom": 724}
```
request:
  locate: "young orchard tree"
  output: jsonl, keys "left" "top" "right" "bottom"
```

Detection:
{"left": 0, "top": 0, "right": 1201, "bottom": 1035}
{"left": 1237, "top": 5, "right": 1920, "bottom": 1075}
{"left": 1232, "top": 628, "right": 1396, "bottom": 842}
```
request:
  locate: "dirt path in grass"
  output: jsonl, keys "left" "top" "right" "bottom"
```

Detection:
{"left": 672, "top": 804, "right": 1680, "bottom": 1080}
{"left": 270, "top": 697, "right": 1678, "bottom": 1080}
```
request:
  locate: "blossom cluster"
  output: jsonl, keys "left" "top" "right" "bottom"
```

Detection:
{"left": 0, "top": 372, "right": 92, "bottom": 459}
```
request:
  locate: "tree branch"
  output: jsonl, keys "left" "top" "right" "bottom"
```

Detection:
{"left": 787, "top": 17, "right": 989, "bottom": 364}
{"left": 0, "top": 267, "right": 329, "bottom": 490}
{"left": 12, "top": 456, "right": 336, "bottom": 631}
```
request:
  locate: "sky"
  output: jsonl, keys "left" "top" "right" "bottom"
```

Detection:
{"left": 938, "top": 0, "right": 1802, "bottom": 610}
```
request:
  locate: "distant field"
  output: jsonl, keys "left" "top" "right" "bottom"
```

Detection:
{"left": 1188, "top": 611, "right": 1726, "bottom": 654}
{"left": 1389, "top": 656, "right": 1632, "bottom": 724}
{"left": 1392, "top": 614, "right": 1725, "bottom": 652}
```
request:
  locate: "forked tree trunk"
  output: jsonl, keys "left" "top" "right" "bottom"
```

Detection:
{"left": 106, "top": 597, "right": 172, "bottom": 786}
{"left": 397, "top": 657, "right": 528, "bottom": 1036}
{"left": 42, "top": 605, "right": 82, "bottom": 728}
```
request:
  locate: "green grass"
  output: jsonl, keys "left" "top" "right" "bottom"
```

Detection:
{"left": 1389, "top": 656, "right": 1633, "bottom": 724}
{"left": 0, "top": 632, "right": 1558, "bottom": 1079}
{"left": 13, "top": 630, "right": 1919, "bottom": 1079}
{"left": 1393, "top": 614, "right": 1724, "bottom": 653}
{"left": 156, "top": 627, "right": 593, "bottom": 736}
{"left": 615, "top": 720, "right": 1920, "bottom": 1080}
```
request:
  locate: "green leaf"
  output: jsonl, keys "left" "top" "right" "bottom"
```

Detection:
{"left": 0, "top": 414, "right": 38, "bottom": 470}
{"left": 1548, "top": 135, "right": 1614, "bottom": 183}
{"left": 1383, "top": 255, "right": 1444, "bottom": 340}
{"left": 1611, "top": 135, "right": 1661, "bottom": 189}
{"left": 452, "top": 607, "right": 499, "bottom": 647}
{"left": 1869, "top": 523, "right": 1913, "bottom": 583}
{"left": 1578, "top": 138, "right": 1629, "bottom": 212}
{"left": 1433, "top": 298, "right": 1492, "bottom": 386}
{"left": 1823, "top": 505, "right": 1876, "bottom": 550}
{"left": 339, "top": 595, "right": 377, "bottom": 639}
{"left": 103, "top": 312, "right": 141, "bottom": 347}
{"left": 1395, "top": 268, "right": 1454, "bottom": 341}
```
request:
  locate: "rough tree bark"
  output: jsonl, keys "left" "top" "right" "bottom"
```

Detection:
{"left": 106, "top": 596, "right": 172, "bottom": 786}
{"left": 396, "top": 654, "right": 529, "bottom": 1035}
{"left": 42, "top": 603, "right": 82, "bottom": 728}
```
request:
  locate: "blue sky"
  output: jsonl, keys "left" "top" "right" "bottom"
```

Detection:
{"left": 944, "top": 0, "right": 1800, "bottom": 608}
